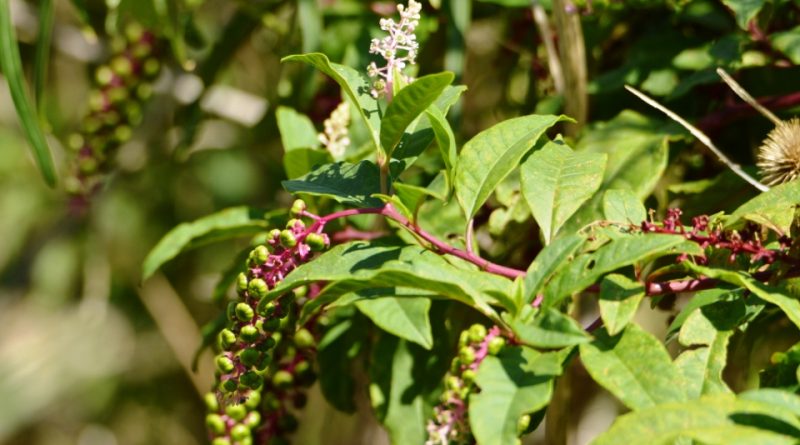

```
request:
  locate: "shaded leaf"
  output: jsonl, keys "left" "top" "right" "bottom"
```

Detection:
{"left": 523, "top": 233, "right": 585, "bottom": 306}
{"left": 282, "top": 148, "right": 333, "bottom": 180}
{"left": 726, "top": 179, "right": 800, "bottom": 234}
{"left": 506, "top": 307, "right": 591, "bottom": 349}
{"left": 282, "top": 161, "right": 384, "bottom": 207}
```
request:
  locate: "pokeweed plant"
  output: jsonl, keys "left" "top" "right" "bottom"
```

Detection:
{"left": 141, "top": 1, "right": 800, "bottom": 444}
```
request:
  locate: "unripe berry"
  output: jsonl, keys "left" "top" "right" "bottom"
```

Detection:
{"left": 244, "top": 411, "right": 261, "bottom": 429}
{"left": 230, "top": 423, "right": 250, "bottom": 441}
{"left": 239, "top": 325, "right": 260, "bottom": 344}
{"left": 205, "top": 414, "right": 226, "bottom": 435}
{"left": 294, "top": 360, "right": 311, "bottom": 375}
{"left": 239, "top": 348, "right": 260, "bottom": 367}
{"left": 247, "top": 279, "right": 268, "bottom": 300}
{"left": 280, "top": 230, "right": 297, "bottom": 248}
{"left": 256, "top": 352, "right": 272, "bottom": 371}
{"left": 259, "top": 336, "right": 277, "bottom": 351}
{"left": 226, "top": 302, "right": 237, "bottom": 321}
{"left": 236, "top": 273, "right": 249, "bottom": 294}
{"left": 216, "top": 355, "right": 235, "bottom": 373}
{"left": 235, "top": 303, "right": 255, "bottom": 322}
{"left": 294, "top": 328, "right": 315, "bottom": 349}
{"left": 290, "top": 199, "right": 306, "bottom": 217}
{"left": 111, "top": 56, "right": 133, "bottom": 77}
{"left": 204, "top": 392, "right": 220, "bottom": 412}
{"left": 305, "top": 233, "right": 328, "bottom": 251}
{"left": 259, "top": 301, "right": 277, "bottom": 317}
{"left": 211, "top": 438, "right": 231, "bottom": 445}
{"left": 263, "top": 317, "right": 280, "bottom": 331}
{"left": 240, "top": 370, "right": 263, "bottom": 389}
{"left": 244, "top": 390, "right": 261, "bottom": 409}
{"left": 218, "top": 329, "right": 237, "bottom": 350}
{"left": 517, "top": 414, "right": 531, "bottom": 434}
{"left": 272, "top": 370, "right": 294, "bottom": 389}
{"left": 220, "top": 379, "right": 238, "bottom": 393}
{"left": 468, "top": 324, "right": 487, "bottom": 343}
{"left": 462, "top": 369, "right": 476, "bottom": 385}
{"left": 488, "top": 336, "right": 506, "bottom": 355}
{"left": 446, "top": 375, "right": 461, "bottom": 390}
{"left": 225, "top": 403, "right": 247, "bottom": 421}
{"left": 143, "top": 58, "right": 160, "bottom": 77}
{"left": 251, "top": 245, "right": 269, "bottom": 264}
{"left": 459, "top": 346, "right": 476, "bottom": 364}
{"left": 285, "top": 218, "right": 304, "bottom": 230}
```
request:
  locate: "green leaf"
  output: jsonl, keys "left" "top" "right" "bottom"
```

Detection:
{"left": 317, "top": 317, "right": 366, "bottom": 413}
{"left": 454, "top": 114, "right": 570, "bottom": 222}
{"left": 760, "top": 341, "right": 800, "bottom": 391}
{"left": 426, "top": 106, "right": 457, "bottom": 174}
{"left": 506, "top": 307, "right": 591, "bottom": 349}
{"left": 369, "top": 336, "right": 434, "bottom": 445}
{"left": 283, "top": 53, "right": 381, "bottom": 151}
{"left": 142, "top": 207, "right": 274, "bottom": 280}
{"left": 603, "top": 189, "right": 647, "bottom": 225}
{"left": 771, "top": 26, "right": 800, "bottom": 65}
{"left": 592, "top": 393, "right": 799, "bottom": 445}
{"left": 721, "top": 0, "right": 765, "bottom": 30}
{"left": 727, "top": 179, "right": 800, "bottom": 234}
{"left": 381, "top": 72, "right": 454, "bottom": 157}
{"left": 276, "top": 106, "right": 320, "bottom": 151}
{"left": 469, "top": 348, "right": 556, "bottom": 445}
{"left": 523, "top": 233, "right": 586, "bottom": 306}
{"left": 686, "top": 263, "right": 800, "bottom": 330}
{"left": 355, "top": 294, "right": 433, "bottom": 350}
{"left": 392, "top": 182, "right": 438, "bottom": 220}
{"left": 520, "top": 139, "right": 606, "bottom": 243}
{"left": 282, "top": 161, "right": 384, "bottom": 208}
{"left": 666, "top": 288, "right": 742, "bottom": 341}
{"left": 0, "top": 0, "right": 56, "bottom": 186}
{"left": 211, "top": 247, "right": 250, "bottom": 304}
{"left": 580, "top": 324, "right": 687, "bottom": 410}
{"left": 598, "top": 274, "right": 645, "bottom": 336}
{"left": 561, "top": 111, "right": 670, "bottom": 234}
{"left": 282, "top": 148, "right": 333, "bottom": 180}
{"left": 543, "top": 233, "right": 689, "bottom": 308}
{"left": 675, "top": 300, "right": 741, "bottom": 398}
{"left": 33, "top": 0, "right": 54, "bottom": 111}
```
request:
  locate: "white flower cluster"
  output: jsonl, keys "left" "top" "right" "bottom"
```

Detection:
{"left": 318, "top": 101, "right": 351, "bottom": 160}
{"left": 367, "top": 0, "right": 422, "bottom": 98}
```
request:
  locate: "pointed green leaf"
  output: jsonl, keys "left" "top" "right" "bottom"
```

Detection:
{"left": 283, "top": 53, "right": 380, "bottom": 151}
{"left": 381, "top": 72, "right": 454, "bottom": 157}
{"left": 506, "top": 307, "right": 591, "bottom": 349}
{"left": 282, "top": 148, "right": 332, "bottom": 180}
{"left": 721, "top": 0, "right": 765, "bottom": 30}
{"left": 580, "top": 324, "right": 687, "bottom": 410}
{"left": 599, "top": 274, "right": 645, "bottom": 336}
{"left": 454, "top": 114, "right": 570, "bottom": 222}
{"left": 33, "top": 0, "right": 54, "bottom": 111}
{"left": 592, "top": 393, "right": 798, "bottom": 445}
{"left": 276, "top": 106, "right": 320, "bottom": 151}
{"left": 470, "top": 348, "right": 556, "bottom": 445}
{"left": 523, "top": 233, "right": 586, "bottom": 306}
{"left": 393, "top": 182, "right": 437, "bottom": 219}
{"left": 317, "top": 318, "right": 366, "bottom": 412}
{"left": 726, "top": 179, "right": 800, "bottom": 234}
{"left": 603, "top": 189, "right": 647, "bottom": 225}
{"left": 282, "top": 161, "right": 384, "bottom": 207}
{"left": 426, "top": 106, "right": 457, "bottom": 175}
{"left": 521, "top": 140, "right": 606, "bottom": 243}
{"left": 142, "top": 207, "right": 277, "bottom": 280}
{"left": 0, "top": 0, "right": 56, "bottom": 186}
{"left": 356, "top": 294, "right": 433, "bottom": 349}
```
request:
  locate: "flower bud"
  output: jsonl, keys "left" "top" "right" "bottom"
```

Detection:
{"left": 216, "top": 355, "right": 235, "bottom": 373}
{"left": 290, "top": 199, "right": 306, "bottom": 217}
{"left": 206, "top": 414, "right": 226, "bottom": 435}
{"left": 294, "top": 328, "right": 315, "bottom": 349}
{"left": 305, "top": 233, "right": 328, "bottom": 251}
{"left": 272, "top": 369, "right": 294, "bottom": 389}
{"left": 235, "top": 303, "right": 255, "bottom": 322}
{"left": 280, "top": 230, "right": 297, "bottom": 248}
{"left": 225, "top": 403, "right": 248, "bottom": 421}
{"left": 247, "top": 279, "right": 268, "bottom": 300}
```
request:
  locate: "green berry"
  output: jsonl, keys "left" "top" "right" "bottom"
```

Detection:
{"left": 220, "top": 379, "right": 238, "bottom": 393}
{"left": 462, "top": 369, "right": 476, "bottom": 385}
{"left": 285, "top": 218, "right": 304, "bottom": 230}
{"left": 468, "top": 324, "right": 487, "bottom": 343}
{"left": 204, "top": 392, "right": 220, "bottom": 412}
{"left": 96, "top": 66, "right": 114, "bottom": 85}
{"left": 293, "top": 286, "right": 308, "bottom": 298}
{"left": 211, "top": 438, "right": 231, "bottom": 445}
{"left": 459, "top": 346, "right": 476, "bottom": 364}
{"left": 244, "top": 411, "right": 261, "bottom": 429}
{"left": 290, "top": 199, "right": 306, "bottom": 217}
{"left": 143, "top": 58, "right": 160, "bottom": 77}
{"left": 251, "top": 246, "right": 269, "bottom": 264}
{"left": 256, "top": 352, "right": 272, "bottom": 371}
{"left": 280, "top": 230, "right": 297, "bottom": 248}
{"left": 517, "top": 414, "right": 531, "bottom": 435}
{"left": 114, "top": 125, "right": 132, "bottom": 143}
{"left": 488, "top": 336, "right": 506, "bottom": 355}
{"left": 268, "top": 228, "right": 282, "bottom": 242}
{"left": 272, "top": 370, "right": 294, "bottom": 389}
{"left": 225, "top": 403, "right": 247, "bottom": 421}
{"left": 240, "top": 325, "right": 260, "bottom": 343}
{"left": 239, "top": 348, "right": 260, "bottom": 367}
{"left": 240, "top": 371, "right": 263, "bottom": 389}
{"left": 230, "top": 423, "right": 250, "bottom": 441}
{"left": 446, "top": 375, "right": 461, "bottom": 390}
{"left": 244, "top": 390, "right": 261, "bottom": 409}
{"left": 259, "top": 301, "right": 277, "bottom": 317}
{"left": 215, "top": 355, "right": 235, "bottom": 373}
{"left": 206, "top": 414, "right": 226, "bottom": 435}
{"left": 219, "top": 329, "right": 237, "bottom": 350}
{"left": 294, "top": 360, "right": 311, "bottom": 375}
{"left": 305, "top": 233, "right": 327, "bottom": 251}
{"left": 263, "top": 318, "right": 280, "bottom": 331}
{"left": 293, "top": 328, "right": 315, "bottom": 349}
{"left": 259, "top": 336, "right": 277, "bottom": 351}
{"left": 247, "top": 279, "right": 268, "bottom": 300}
{"left": 235, "top": 273, "right": 249, "bottom": 294}
{"left": 235, "top": 303, "right": 255, "bottom": 322}
{"left": 111, "top": 56, "right": 133, "bottom": 77}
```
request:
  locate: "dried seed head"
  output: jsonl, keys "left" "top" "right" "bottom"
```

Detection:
{"left": 757, "top": 118, "right": 800, "bottom": 186}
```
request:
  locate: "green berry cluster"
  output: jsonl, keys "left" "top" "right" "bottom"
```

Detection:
{"left": 206, "top": 200, "right": 330, "bottom": 444}
{"left": 65, "top": 23, "right": 161, "bottom": 202}
{"left": 426, "top": 324, "right": 511, "bottom": 445}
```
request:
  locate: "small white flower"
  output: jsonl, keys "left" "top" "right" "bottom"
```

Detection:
{"left": 367, "top": 0, "right": 422, "bottom": 98}
{"left": 318, "top": 102, "right": 351, "bottom": 160}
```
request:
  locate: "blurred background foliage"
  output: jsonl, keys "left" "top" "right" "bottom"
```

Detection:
{"left": 1, "top": 0, "right": 799, "bottom": 444}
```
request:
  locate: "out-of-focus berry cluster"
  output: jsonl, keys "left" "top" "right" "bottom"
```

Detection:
{"left": 65, "top": 23, "right": 160, "bottom": 204}
{"left": 426, "top": 324, "right": 511, "bottom": 445}
{"left": 206, "top": 200, "right": 330, "bottom": 445}
{"left": 317, "top": 101, "right": 350, "bottom": 160}
{"left": 640, "top": 208, "right": 788, "bottom": 265}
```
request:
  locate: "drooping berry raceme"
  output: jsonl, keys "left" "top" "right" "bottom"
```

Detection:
{"left": 426, "top": 324, "right": 511, "bottom": 445}
{"left": 207, "top": 200, "right": 331, "bottom": 445}
{"left": 317, "top": 101, "right": 351, "bottom": 160}
{"left": 65, "top": 23, "right": 161, "bottom": 205}
{"left": 367, "top": 0, "right": 422, "bottom": 99}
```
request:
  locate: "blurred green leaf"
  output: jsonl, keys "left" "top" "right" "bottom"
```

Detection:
{"left": 720, "top": 0, "right": 764, "bottom": 30}
{"left": 0, "top": 0, "right": 56, "bottom": 186}
{"left": 276, "top": 106, "right": 320, "bottom": 151}
{"left": 771, "top": 26, "right": 800, "bottom": 65}
{"left": 34, "top": 0, "right": 54, "bottom": 112}
{"left": 283, "top": 148, "right": 333, "bottom": 180}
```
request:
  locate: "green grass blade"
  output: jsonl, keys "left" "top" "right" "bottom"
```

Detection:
{"left": 0, "top": 0, "right": 57, "bottom": 186}
{"left": 34, "top": 0, "right": 54, "bottom": 112}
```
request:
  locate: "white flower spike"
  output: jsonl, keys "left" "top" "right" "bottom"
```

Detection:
{"left": 367, "top": 0, "right": 422, "bottom": 99}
